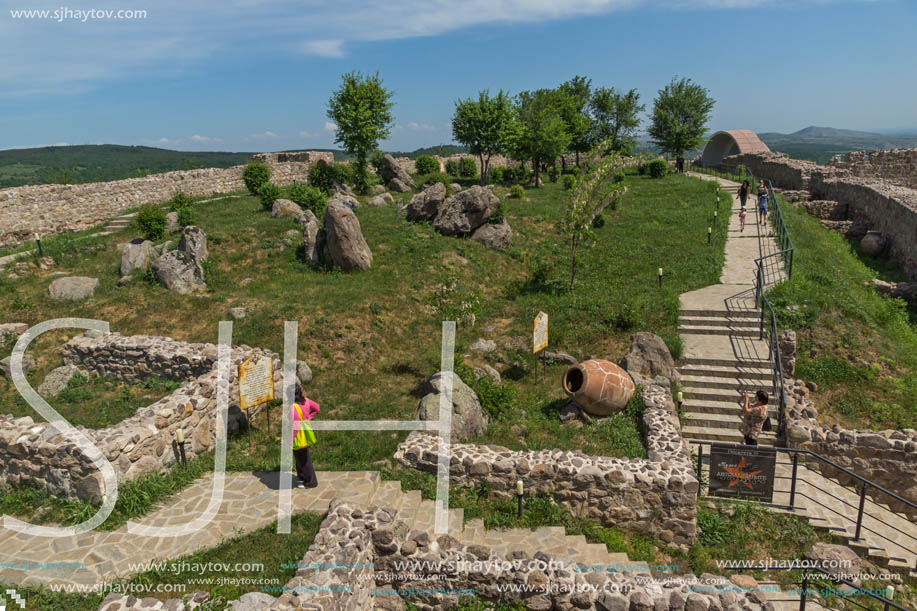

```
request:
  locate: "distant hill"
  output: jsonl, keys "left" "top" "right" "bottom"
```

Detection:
{"left": 0, "top": 145, "right": 256, "bottom": 188}
{"left": 387, "top": 144, "right": 468, "bottom": 159}
{"left": 758, "top": 126, "right": 917, "bottom": 164}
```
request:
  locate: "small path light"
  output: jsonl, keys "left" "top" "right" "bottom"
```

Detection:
{"left": 713, "top": 210, "right": 718, "bottom": 225}
{"left": 657, "top": 267, "right": 663, "bottom": 289}
{"left": 35, "top": 233, "right": 43, "bottom": 258}
{"left": 516, "top": 480, "right": 524, "bottom": 519}
{"left": 176, "top": 428, "right": 187, "bottom": 465}
{"left": 707, "top": 227, "right": 712, "bottom": 243}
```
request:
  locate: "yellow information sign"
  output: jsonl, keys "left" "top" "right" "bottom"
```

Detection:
{"left": 239, "top": 354, "right": 274, "bottom": 410}
{"left": 533, "top": 311, "right": 549, "bottom": 354}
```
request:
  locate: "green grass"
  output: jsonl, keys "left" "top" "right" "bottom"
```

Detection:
{"left": 767, "top": 195, "right": 917, "bottom": 430}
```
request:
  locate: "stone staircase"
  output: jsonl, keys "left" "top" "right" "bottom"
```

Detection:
{"left": 97, "top": 212, "right": 136, "bottom": 236}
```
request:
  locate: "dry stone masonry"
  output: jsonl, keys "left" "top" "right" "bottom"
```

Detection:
{"left": 711, "top": 150, "right": 917, "bottom": 280}
{"left": 0, "top": 331, "right": 293, "bottom": 501}
{"left": 0, "top": 151, "right": 334, "bottom": 248}
{"left": 397, "top": 384, "right": 698, "bottom": 547}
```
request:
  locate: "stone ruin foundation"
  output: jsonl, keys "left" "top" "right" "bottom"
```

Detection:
{"left": 0, "top": 331, "right": 291, "bottom": 501}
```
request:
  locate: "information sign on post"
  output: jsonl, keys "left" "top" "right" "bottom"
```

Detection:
{"left": 533, "top": 311, "right": 549, "bottom": 354}
{"left": 239, "top": 354, "right": 274, "bottom": 411}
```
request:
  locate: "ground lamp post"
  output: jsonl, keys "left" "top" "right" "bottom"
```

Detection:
{"left": 657, "top": 267, "right": 663, "bottom": 289}
{"left": 713, "top": 210, "right": 718, "bottom": 225}
{"left": 516, "top": 480, "right": 524, "bottom": 519}
{"left": 176, "top": 428, "right": 187, "bottom": 465}
{"left": 677, "top": 391, "right": 683, "bottom": 415}
{"left": 707, "top": 227, "right": 712, "bottom": 244}
{"left": 34, "top": 233, "right": 43, "bottom": 258}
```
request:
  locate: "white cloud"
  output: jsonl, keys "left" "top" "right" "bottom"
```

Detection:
{"left": 299, "top": 130, "right": 317, "bottom": 138}
{"left": 324, "top": 122, "right": 338, "bottom": 133}
{"left": 250, "top": 130, "right": 280, "bottom": 139}
{"left": 0, "top": 0, "right": 872, "bottom": 94}
{"left": 190, "top": 134, "right": 222, "bottom": 143}
{"left": 406, "top": 122, "right": 435, "bottom": 131}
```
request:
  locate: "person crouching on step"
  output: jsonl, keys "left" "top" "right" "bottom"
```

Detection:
{"left": 291, "top": 386, "right": 319, "bottom": 488}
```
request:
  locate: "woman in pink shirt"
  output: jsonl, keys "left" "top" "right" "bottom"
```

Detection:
{"left": 291, "top": 386, "right": 319, "bottom": 488}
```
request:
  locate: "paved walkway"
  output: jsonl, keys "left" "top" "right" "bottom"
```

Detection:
{"left": 682, "top": 173, "right": 917, "bottom": 582}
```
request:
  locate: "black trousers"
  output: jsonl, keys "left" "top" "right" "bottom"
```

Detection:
{"left": 743, "top": 435, "right": 758, "bottom": 446}
{"left": 293, "top": 447, "right": 318, "bottom": 487}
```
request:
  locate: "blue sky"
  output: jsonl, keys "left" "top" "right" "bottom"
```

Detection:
{"left": 1, "top": 0, "right": 914, "bottom": 152}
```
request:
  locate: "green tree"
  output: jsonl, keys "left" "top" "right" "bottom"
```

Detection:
{"left": 451, "top": 89, "right": 515, "bottom": 185}
{"left": 557, "top": 76, "right": 592, "bottom": 167}
{"left": 589, "top": 87, "right": 645, "bottom": 154}
{"left": 509, "top": 89, "right": 571, "bottom": 188}
{"left": 326, "top": 71, "right": 395, "bottom": 193}
{"left": 561, "top": 146, "right": 628, "bottom": 291}
{"left": 648, "top": 77, "right": 715, "bottom": 162}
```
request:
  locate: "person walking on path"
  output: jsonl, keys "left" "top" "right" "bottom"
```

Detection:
{"left": 742, "top": 390, "right": 769, "bottom": 446}
{"left": 757, "top": 180, "right": 769, "bottom": 225}
{"left": 739, "top": 206, "right": 747, "bottom": 232}
{"left": 738, "top": 180, "right": 750, "bottom": 209}
{"left": 291, "top": 386, "right": 319, "bottom": 488}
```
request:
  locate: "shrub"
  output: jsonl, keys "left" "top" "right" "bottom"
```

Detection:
{"left": 563, "top": 174, "right": 576, "bottom": 190}
{"left": 488, "top": 202, "right": 506, "bottom": 225}
{"left": 288, "top": 183, "right": 327, "bottom": 218}
{"left": 647, "top": 158, "right": 668, "bottom": 178}
{"left": 592, "top": 213, "right": 605, "bottom": 228}
{"left": 168, "top": 191, "right": 194, "bottom": 212}
{"left": 135, "top": 204, "right": 167, "bottom": 241}
{"left": 444, "top": 159, "right": 461, "bottom": 177}
{"left": 370, "top": 150, "right": 385, "bottom": 175}
{"left": 637, "top": 163, "right": 648, "bottom": 176}
{"left": 257, "top": 182, "right": 281, "bottom": 211}
{"left": 242, "top": 161, "right": 271, "bottom": 195}
{"left": 506, "top": 164, "right": 532, "bottom": 184}
{"left": 509, "top": 184, "right": 525, "bottom": 199}
{"left": 613, "top": 172, "right": 626, "bottom": 184}
{"left": 459, "top": 157, "right": 478, "bottom": 178}
{"left": 489, "top": 166, "right": 505, "bottom": 183}
{"left": 176, "top": 206, "right": 196, "bottom": 227}
{"left": 415, "top": 155, "right": 439, "bottom": 175}
{"left": 308, "top": 162, "right": 341, "bottom": 194}
{"left": 418, "top": 172, "right": 450, "bottom": 189}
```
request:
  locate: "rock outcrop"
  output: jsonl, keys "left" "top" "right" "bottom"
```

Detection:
{"left": 323, "top": 202, "right": 373, "bottom": 271}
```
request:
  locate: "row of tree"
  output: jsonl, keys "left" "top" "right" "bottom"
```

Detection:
{"left": 326, "top": 71, "right": 714, "bottom": 192}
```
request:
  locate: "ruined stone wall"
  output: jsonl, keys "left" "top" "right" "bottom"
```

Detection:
{"left": 0, "top": 151, "right": 334, "bottom": 248}
{"left": 718, "top": 151, "right": 917, "bottom": 280}
{"left": 0, "top": 332, "right": 287, "bottom": 501}
{"left": 827, "top": 148, "right": 917, "bottom": 190}
{"left": 784, "top": 379, "right": 917, "bottom": 518}
{"left": 395, "top": 385, "right": 698, "bottom": 547}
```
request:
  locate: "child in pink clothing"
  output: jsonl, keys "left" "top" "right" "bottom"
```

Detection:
{"left": 291, "top": 387, "right": 319, "bottom": 488}
{"left": 739, "top": 207, "right": 747, "bottom": 232}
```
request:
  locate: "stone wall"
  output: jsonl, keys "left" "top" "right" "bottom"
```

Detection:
{"left": 0, "top": 332, "right": 289, "bottom": 501}
{"left": 0, "top": 151, "right": 334, "bottom": 248}
{"left": 783, "top": 379, "right": 917, "bottom": 518}
{"left": 715, "top": 151, "right": 917, "bottom": 280}
{"left": 395, "top": 385, "right": 699, "bottom": 547}
{"left": 827, "top": 148, "right": 917, "bottom": 190}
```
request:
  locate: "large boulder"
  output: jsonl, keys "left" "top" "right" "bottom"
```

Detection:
{"left": 389, "top": 177, "right": 413, "bottom": 193}
{"left": 415, "top": 371, "right": 489, "bottom": 440}
{"left": 48, "top": 276, "right": 99, "bottom": 301}
{"left": 37, "top": 364, "right": 83, "bottom": 397}
{"left": 0, "top": 354, "right": 36, "bottom": 378}
{"left": 619, "top": 332, "right": 681, "bottom": 386}
{"left": 381, "top": 154, "right": 416, "bottom": 191}
{"left": 178, "top": 226, "right": 208, "bottom": 261}
{"left": 367, "top": 193, "right": 394, "bottom": 207}
{"left": 165, "top": 211, "right": 181, "bottom": 234}
{"left": 329, "top": 191, "right": 360, "bottom": 210}
{"left": 471, "top": 220, "right": 513, "bottom": 250}
{"left": 272, "top": 198, "right": 304, "bottom": 220}
{"left": 405, "top": 183, "right": 446, "bottom": 222}
{"left": 152, "top": 250, "right": 206, "bottom": 294}
{"left": 433, "top": 186, "right": 500, "bottom": 235}
{"left": 120, "top": 239, "right": 156, "bottom": 277}
{"left": 805, "top": 543, "right": 861, "bottom": 579}
{"left": 323, "top": 201, "right": 373, "bottom": 271}
{"left": 300, "top": 209, "right": 323, "bottom": 267}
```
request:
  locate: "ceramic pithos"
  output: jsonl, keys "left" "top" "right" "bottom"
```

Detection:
{"left": 562, "top": 359, "right": 636, "bottom": 416}
{"left": 860, "top": 230, "right": 886, "bottom": 257}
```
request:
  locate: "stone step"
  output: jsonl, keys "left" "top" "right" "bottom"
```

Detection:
{"left": 678, "top": 364, "right": 773, "bottom": 380}
{"left": 682, "top": 386, "right": 770, "bottom": 403}
{"left": 681, "top": 355, "right": 773, "bottom": 368}
{"left": 682, "top": 425, "right": 777, "bottom": 445}
{"left": 681, "top": 374, "right": 773, "bottom": 391}
{"left": 678, "top": 324, "right": 759, "bottom": 338}
{"left": 679, "top": 308, "right": 760, "bottom": 319}
{"left": 679, "top": 316, "right": 759, "bottom": 328}
{"left": 683, "top": 411, "right": 770, "bottom": 430}
{"left": 681, "top": 398, "right": 779, "bottom": 417}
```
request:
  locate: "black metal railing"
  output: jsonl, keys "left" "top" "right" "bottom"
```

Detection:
{"left": 691, "top": 440, "right": 917, "bottom": 574}
{"left": 708, "top": 564, "right": 910, "bottom": 611}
